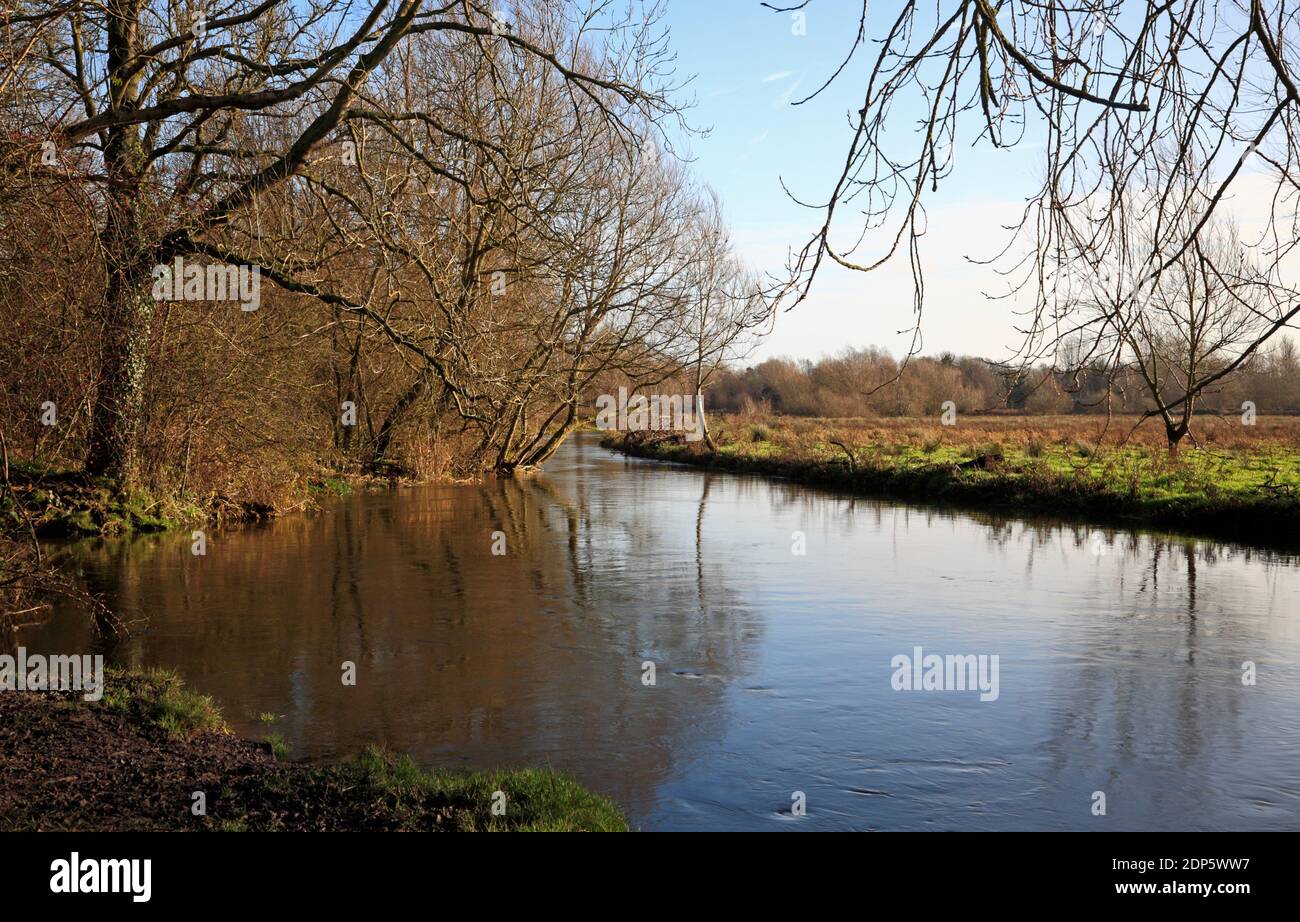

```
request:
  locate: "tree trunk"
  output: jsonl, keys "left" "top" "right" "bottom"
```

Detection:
{"left": 1165, "top": 422, "right": 1186, "bottom": 457}
{"left": 85, "top": 2, "right": 151, "bottom": 483}
{"left": 698, "top": 391, "right": 717, "bottom": 451}
{"left": 85, "top": 268, "right": 154, "bottom": 482}
{"left": 371, "top": 370, "right": 433, "bottom": 464}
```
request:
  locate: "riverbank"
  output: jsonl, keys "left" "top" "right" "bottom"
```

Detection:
{"left": 602, "top": 415, "right": 1300, "bottom": 549}
{"left": 0, "top": 460, "right": 406, "bottom": 539}
{"left": 0, "top": 667, "right": 628, "bottom": 832}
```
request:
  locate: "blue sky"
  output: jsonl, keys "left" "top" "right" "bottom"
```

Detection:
{"left": 660, "top": 1, "right": 1048, "bottom": 365}
{"left": 660, "top": 2, "right": 1295, "bottom": 368}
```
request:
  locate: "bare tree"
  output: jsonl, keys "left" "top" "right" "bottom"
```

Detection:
{"left": 1063, "top": 181, "right": 1276, "bottom": 453}
{"left": 254, "top": 19, "right": 701, "bottom": 474}
{"left": 673, "top": 188, "right": 768, "bottom": 449}
{"left": 3, "top": 0, "right": 681, "bottom": 483}
{"left": 768, "top": 1, "right": 1300, "bottom": 395}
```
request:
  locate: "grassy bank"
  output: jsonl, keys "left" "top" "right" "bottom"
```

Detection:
{"left": 0, "top": 667, "right": 627, "bottom": 832}
{"left": 603, "top": 415, "right": 1300, "bottom": 549}
{"left": 0, "top": 459, "right": 394, "bottom": 539}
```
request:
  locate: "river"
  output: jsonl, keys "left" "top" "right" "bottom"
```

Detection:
{"left": 23, "top": 432, "right": 1300, "bottom": 830}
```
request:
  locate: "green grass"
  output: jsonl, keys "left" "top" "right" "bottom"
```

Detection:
{"left": 101, "top": 666, "right": 227, "bottom": 738}
{"left": 265, "top": 733, "right": 291, "bottom": 760}
{"left": 3, "top": 460, "right": 371, "bottom": 543}
{"left": 1, "top": 466, "right": 188, "bottom": 538}
{"left": 336, "top": 747, "right": 628, "bottom": 832}
{"left": 604, "top": 426, "right": 1300, "bottom": 549}
{"left": 81, "top": 668, "right": 628, "bottom": 831}
{"left": 308, "top": 477, "right": 353, "bottom": 496}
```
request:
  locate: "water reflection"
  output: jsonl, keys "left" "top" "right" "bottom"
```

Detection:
{"left": 21, "top": 432, "right": 1300, "bottom": 830}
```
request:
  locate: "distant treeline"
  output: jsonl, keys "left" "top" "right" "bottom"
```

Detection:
{"left": 704, "top": 344, "right": 1300, "bottom": 417}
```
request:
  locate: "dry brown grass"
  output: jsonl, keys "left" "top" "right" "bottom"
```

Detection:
{"left": 609, "top": 411, "right": 1300, "bottom": 547}
{"left": 731, "top": 413, "right": 1300, "bottom": 454}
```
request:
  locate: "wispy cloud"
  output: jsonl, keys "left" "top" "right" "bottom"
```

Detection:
{"left": 750, "top": 129, "right": 770, "bottom": 146}
{"left": 762, "top": 69, "right": 794, "bottom": 83}
{"left": 774, "top": 76, "right": 803, "bottom": 109}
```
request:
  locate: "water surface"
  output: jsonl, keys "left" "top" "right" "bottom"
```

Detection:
{"left": 26, "top": 433, "right": 1300, "bottom": 830}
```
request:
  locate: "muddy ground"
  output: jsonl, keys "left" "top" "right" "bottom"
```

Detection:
{"left": 0, "top": 690, "right": 459, "bottom": 831}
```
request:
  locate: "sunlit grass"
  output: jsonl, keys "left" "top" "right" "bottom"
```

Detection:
{"left": 86, "top": 669, "right": 627, "bottom": 831}
{"left": 101, "top": 666, "right": 227, "bottom": 738}
{"left": 603, "top": 414, "right": 1300, "bottom": 544}
{"left": 339, "top": 747, "right": 629, "bottom": 832}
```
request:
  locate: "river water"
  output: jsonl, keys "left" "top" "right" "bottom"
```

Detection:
{"left": 24, "top": 432, "right": 1300, "bottom": 830}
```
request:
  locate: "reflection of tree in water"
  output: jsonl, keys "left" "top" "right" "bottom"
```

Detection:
{"left": 552, "top": 458, "right": 761, "bottom": 667}
{"left": 24, "top": 440, "right": 766, "bottom": 820}
{"left": 38, "top": 533, "right": 178, "bottom": 664}
{"left": 1032, "top": 532, "right": 1300, "bottom": 828}
{"left": 27, "top": 434, "right": 1299, "bottom": 827}
{"left": 310, "top": 459, "right": 765, "bottom": 815}
{"left": 638, "top": 467, "right": 1300, "bottom": 828}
